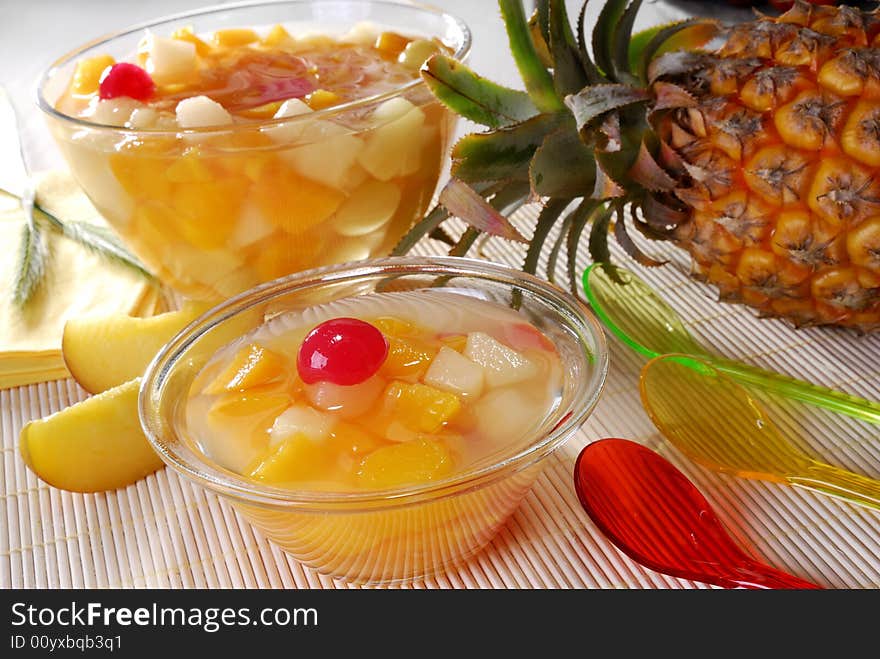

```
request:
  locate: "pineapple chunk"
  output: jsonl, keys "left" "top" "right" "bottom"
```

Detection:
{"left": 141, "top": 33, "right": 197, "bottom": 85}
{"left": 356, "top": 438, "right": 453, "bottom": 489}
{"left": 269, "top": 404, "right": 336, "bottom": 447}
{"left": 379, "top": 336, "right": 437, "bottom": 380}
{"left": 332, "top": 180, "right": 401, "bottom": 237}
{"left": 463, "top": 332, "right": 537, "bottom": 388}
{"left": 175, "top": 95, "right": 233, "bottom": 128}
{"left": 247, "top": 434, "right": 335, "bottom": 485}
{"left": 212, "top": 28, "right": 259, "bottom": 48}
{"left": 208, "top": 385, "right": 292, "bottom": 419}
{"left": 71, "top": 54, "right": 115, "bottom": 96}
{"left": 305, "top": 89, "right": 342, "bottom": 110}
{"left": 381, "top": 381, "right": 461, "bottom": 434}
{"left": 423, "top": 346, "right": 485, "bottom": 398}
{"left": 262, "top": 24, "right": 295, "bottom": 48}
{"left": 358, "top": 98, "right": 425, "bottom": 181}
{"left": 204, "top": 343, "right": 286, "bottom": 394}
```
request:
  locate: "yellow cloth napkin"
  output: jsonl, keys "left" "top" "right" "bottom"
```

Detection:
{"left": 0, "top": 170, "right": 161, "bottom": 389}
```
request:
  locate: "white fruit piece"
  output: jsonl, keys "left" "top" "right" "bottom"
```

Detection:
{"left": 322, "top": 228, "right": 387, "bottom": 265}
{"left": 358, "top": 98, "right": 425, "bottom": 181}
{"left": 175, "top": 95, "right": 233, "bottom": 128}
{"left": 229, "top": 200, "right": 275, "bottom": 249}
{"left": 472, "top": 388, "right": 543, "bottom": 447}
{"left": 423, "top": 346, "right": 485, "bottom": 398}
{"left": 262, "top": 98, "right": 313, "bottom": 142}
{"left": 140, "top": 33, "right": 197, "bottom": 85}
{"left": 305, "top": 375, "right": 384, "bottom": 419}
{"left": 398, "top": 39, "right": 441, "bottom": 70}
{"left": 127, "top": 107, "right": 158, "bottom": 129}
{"left": 342, "top": 22, "right": 380, "bottom": 45}
{"left": 58, "top": 138, "right": 134, "bottom": 224}
{"left": 281, "top": 124, "right": 364, "bottom": 190}
{"left": 463, "top": 331, "right": 538, "bottom": 388}
{"left": 332, "top": 180, "right": 401, "bottom": 237}
{"left": 270, "top": 404, "right": 336, "bottom": 447}
{"left": 85, "top": 97, "right": 143, "bottom": 127}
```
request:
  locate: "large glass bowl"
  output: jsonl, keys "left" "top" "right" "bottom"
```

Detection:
{"left": 37, "top": 0, "right": 470, "bottom": 301}
{"left": 139, "top": 256, "right": 609, "bottom": 585}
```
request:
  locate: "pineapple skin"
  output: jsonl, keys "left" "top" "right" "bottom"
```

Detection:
{"left": 657, "top": 2, "right": 880, "bottom": 331}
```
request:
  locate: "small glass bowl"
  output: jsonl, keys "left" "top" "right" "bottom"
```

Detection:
{"left": 38, "top": 0, "right": 470, "bottom": 302}
{"left": 139, "top": 256, "right": 608, "bottom": 585}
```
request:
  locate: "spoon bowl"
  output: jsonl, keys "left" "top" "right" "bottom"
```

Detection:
{"left": 639, "top": 354, "right": 880, "bottom": 512}
{"left": 582, "top": 264, "right": 880, "bottom": 424}
{"left": 574, "top": 437, "right": 823, "bottom": 589}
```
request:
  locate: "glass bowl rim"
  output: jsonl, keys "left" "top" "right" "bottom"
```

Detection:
{"left": 138, "top": 255, "right": 609, "bottom": 512}
{"left": 36, "top": 0, "right": 472, "bottom": 135}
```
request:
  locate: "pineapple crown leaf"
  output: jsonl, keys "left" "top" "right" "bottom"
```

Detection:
{"left": 592, "top": 0, "right": 631, "bottom": 81}
{"left": 420, "top": 54, "right": 538, "bottom": 128}
{"left": 613, "top": 206, "right": 667, "bottom": 268}
{"left": 529, "top": 127, "right": 597, "bottom": 198}
{"left": 450, "top": 112, "right": 565, "bottom": 183}
{"left": 547, "top": 0, "right": 591, "bottom": 97}
{"left": 612, "top": 0, "right": 646, "bottom": 85}
{"left": 564, "top": 83, "right": 650, "bottom": 133}
{"left": 635, "top": 19, "right": 721, "bottom": 84}
{"left": 523, "top": 197, "right": 573, "bottom": 279}
{"left": 499, "top": 0, "right": 565, "bottom": 113}
{"left": 438, "top": 178, "right": 529, "bottom": 243}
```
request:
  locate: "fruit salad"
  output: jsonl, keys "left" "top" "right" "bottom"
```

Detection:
{"left": 45, "top": 21, "right": 456, "bottom": 300}
{"left": 185, "top": 290, "right": 564, "bottom": 491}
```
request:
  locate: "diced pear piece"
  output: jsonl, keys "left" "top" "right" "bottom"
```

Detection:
{"left": 62, "top": 301, "right": 211, "bottom": 395}
{"left": 423, "top": 346, "right": 485, "bottom": 398}
{"left": 19, "top": 378, "right": 165, "bottom": 493}
{"left": 463, "top": 331, "right": 537, "bottom": 388}
{"left": 472, "top": 387, "right": 543, "bottom": 447}
{"left": 263, "top": 98, "right": 313, "bottom": 142}
{"left": 332, "top": 180, "right": 401, "bottom": 237}
{"left": 398, "top": 39, "right": 441, "bottom": 70}
{"left": 269, "top": 404, "right": 336, "bottom": 447}
{"left": 141, "top": 33, "right": 197, "bottom": 85}
{"left": 282, "top": 125, "right": 364, "bottom": 190}
{"left": 175, "top": 95, "right": 233, "bottom": 128}
{"left": 358, "top": 98, "right": 426, "bottom": 181}
{"left": 86, "top": 97, "right": 143, "bottom": 127}
{"left": 342, "top": 21, "right": 380, "bottom": 45}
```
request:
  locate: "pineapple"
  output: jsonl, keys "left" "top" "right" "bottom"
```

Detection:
{"left": 394, "top": 0, "right": 880, "bottom": 332}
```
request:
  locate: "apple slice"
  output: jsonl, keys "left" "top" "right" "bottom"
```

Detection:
{"left": 62, "top": 301, "right": 211, "bottom": 395}
{"left": 19, "top": 378, "right": 164, "bottom": 493}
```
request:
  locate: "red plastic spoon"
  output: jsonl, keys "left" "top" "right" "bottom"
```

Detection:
{"left": 574, "top": 438, "right": 823, "bottom": 589}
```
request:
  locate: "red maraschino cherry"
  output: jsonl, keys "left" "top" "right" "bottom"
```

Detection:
{"left": 297, "top": 317, "right": 388, "bottom": 386}
{"left": 99, "top": 62, "right": 156, "bottom": 101}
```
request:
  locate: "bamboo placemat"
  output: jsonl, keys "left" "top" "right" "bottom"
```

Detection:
{"left": 2, "top": 201, "right": 880, "bottom": 590}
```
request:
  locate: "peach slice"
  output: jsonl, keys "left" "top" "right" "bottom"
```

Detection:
{"left": 62, "top": 301, "right": 211, "bottom": 395}
{"left": 19, "top": 378, "right": 164, "bottom": 493}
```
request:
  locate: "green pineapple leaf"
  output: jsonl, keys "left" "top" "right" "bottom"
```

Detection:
{"left": 420, "top": 54, "right": 539, "bottom": 128}
{"left": 529, "top": 126, "right": 597, "bottom": 198}
{"left": 499, "top": 0, "right": 564, "bottom": 113}
{"left": 523, "top": 197, "right": 571, "bottom": 278}
{"left": 564, "top": 83, "right": 649, "bottom": 133}
{"left": 636, "top": 19, "right": 720, "bottom": 84}
{"left": 612, "top": 0, "right": 644, "bottom": 84}
{"left": 592, "top": 0, "right": 629, "bottom": 81}
{"left": 548, "top": 0, "right": 588, "bottom": 97}
{"left": 451, "top": 113, "right": 565, "bottom": 183}
{"left": 438, "top": 178, "right": 529, "bottom": 243}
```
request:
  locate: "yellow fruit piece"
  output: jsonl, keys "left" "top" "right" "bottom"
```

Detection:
{"left": 71, "top": 54, "right": 115, "bottom": 96}
{"left": 204, "top": 343, "right": 287, "bottom": 394}
{"left": 371, "top": 316, "right": 419, "bottom": 337}
{"left": 62, "top": 301, "right": 212, "bottom": 395}
{"left": 380, "top": 336, "right": 438, "bottom": 380}
{"left": 19, "top": 378, "right": 165, "bottom": 493}
{"left": 439, "top": 333, "right": 468, "bottom": 352}
{"left": 208, "top": 384, "right": 292, "bottom": 418}
{"left": 374, "top": 31, "right": 411, "bottom": 59}
{"left": 381, "top": 381, "right": 460, "bottom": 434}
{"left": 253, "top": 168, "right": 344, "bottom": 236}
{"left": 238, "top": 101, "right": 284, "bottom": 119}
{"left": 165, "top": 150, "right": 215, "bottom": 183}
{"left": 212, "top": 28, "right": 259, "bottom": 48}
{"left": 305, "top": 89, "right": 343, "bottom": 110}
{"left": 262, "top": 24, "right": 295, "bottom": 48}
{"left": 356, "top": 438, "right": 453, "bottom": 489}
{"left": 110, "top": 144, "right": 174, "bottom": 200}
{"left": 172, "top": 177, "right": 249, "bottom": 249}
{"left": 171, "top": 26, "right": 213, "bottom": 55}
{"left": 246, "top": 434, "right": 334, "bottom": 485}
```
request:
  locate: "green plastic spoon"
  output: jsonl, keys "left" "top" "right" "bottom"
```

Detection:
{"left": 582, "top": 263, "right": 880, "bottom": 425}
{"left": 639, "top": 353, "right": 880, "bottom": 512}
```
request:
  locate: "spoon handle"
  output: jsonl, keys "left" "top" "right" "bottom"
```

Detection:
{"left": 788, "top": 462, "right": 880, "bottom": 512}
{"left": 712, "top": 357, "right": 880, "bottom": 425}
{"left": 723, "top": 560, "right": 824, "bottom": 590}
